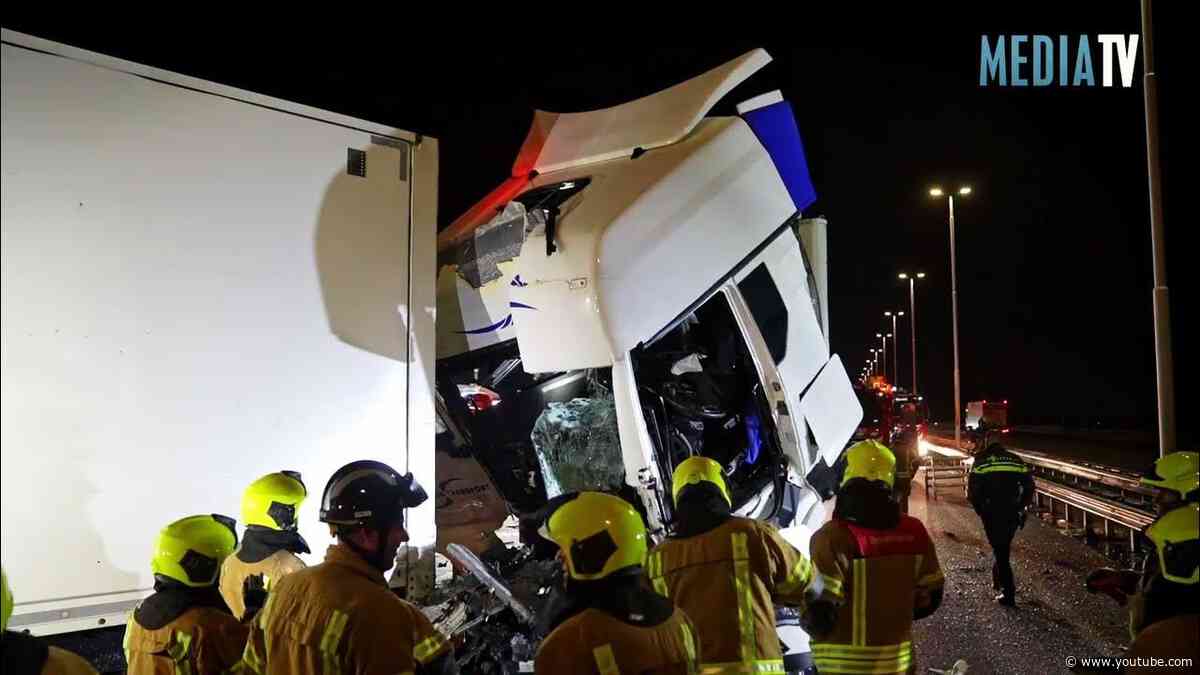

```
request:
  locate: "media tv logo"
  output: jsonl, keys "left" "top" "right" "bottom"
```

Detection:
{"left": 980, "top": 35, "right": 1140, "bottom": 87}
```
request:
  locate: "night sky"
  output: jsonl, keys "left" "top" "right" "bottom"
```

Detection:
{"left": 4, "top": 10, "right": 1191, "bottom": 439}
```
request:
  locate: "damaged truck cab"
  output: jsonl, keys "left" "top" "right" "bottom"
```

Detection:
{"left": 434, "top": 48, "right": 862, "bottom": 659}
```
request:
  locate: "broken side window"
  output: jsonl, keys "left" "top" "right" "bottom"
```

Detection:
{"left": 631, "top": 290, "right": 786, "bottom": 516}
{"left": 737, "top": 263, "right": 789, "bottom": 364}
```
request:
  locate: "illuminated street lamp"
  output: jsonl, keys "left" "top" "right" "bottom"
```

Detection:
{"left": 929, "top": 185, "right": 972, "bottom": 451}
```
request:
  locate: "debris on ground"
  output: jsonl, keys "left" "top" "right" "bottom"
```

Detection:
{"left": 424, "top": 546, "right": 561, "bottom": 673}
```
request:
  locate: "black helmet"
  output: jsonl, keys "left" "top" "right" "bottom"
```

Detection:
{"left": 319, "top": 460, "right": 427, "bottom": 530}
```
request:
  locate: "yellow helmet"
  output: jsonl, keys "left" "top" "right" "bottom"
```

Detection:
{"left": 539, "top": 492, "right": 647, "bottom": 581}
{"left": 672, "top": 456, "right": 731, "bottom": 507}
{"left": 1141, "top": 452, "right": 1199, "bottom": 500}
{"left": 243, "top": 471, "right": 307, "bottom": 530}
{"left": 2, "top": 566, "right": 12, "bottom": 632}
{"left": 842, "top": 440, "right": 897, "bottom": 488}
{"left": 1146, "top": 503, "right": 1199, "bottom": 585}
{"left": 151, "top": 515, "right": 238, "bottom": 588}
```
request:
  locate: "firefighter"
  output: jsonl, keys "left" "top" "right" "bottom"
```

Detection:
{"left": 240, "top": 459, "right": 456, "bottom": 674}
{"left": 809, "top": 440, "right": 944, "bottom": 675}
{"left": 1141, "top": 451, "right": 1200, "bottom": 514}
{"left": 534, "top": 491, "right": 700, "bottom": 673}
{"left": 1126, "top": 452, "right": 1198, "bottom": 638}
{"left": 124, "top": 514, "right": 249, "bottom": 674}
{"left": 1123, "top": 503, "right": 1200, "bottom": 674}
{"left": 219, "top": 471, "right": 310, "bottom": 620}
{"left": 891, "top": 420, "right": 920, "bottom": 514}
{"left": 1086, "top": 451, "right": 1199, "bottom": 628}
{"left": 645, "top": 456, "right": 839, "bottom": 674}
{"left": 3, "top": 566, "right": 98, "bottom": 675}
{"left": 967, "top": 441, "right": 1034, "bottom": 606}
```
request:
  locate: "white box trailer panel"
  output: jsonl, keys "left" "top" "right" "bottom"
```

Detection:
{"left": 1, "top": 31, "right": 437, "bottom": 634}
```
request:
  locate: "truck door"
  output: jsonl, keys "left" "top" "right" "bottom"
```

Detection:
{"left": 729, "top": 220, "right": 861, "bottom": 475}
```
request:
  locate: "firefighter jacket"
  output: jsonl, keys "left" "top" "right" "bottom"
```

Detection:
{"left": 646, "top": 516, "right": 829, "bottom": 674}
{"left": 1128, "top": 566, "right": 1200, "bottom": 640}
{"left": 220, "top": 541, "right": 306, "bottom": 621}
{"left": 2, "top": 631, "right": 100, "bottom": 675}
{"left": 123, "top": 583, "right": 248, "bottom": 675}
{"left": 46, "top": 647, "right": 101, "bottom": 675}
{"left": 1125, "top": 614, "right": 1200, "bottom": 674}
{"left": 535, "top": 600, "right": 700, "bottom": 675}
{"left": 809, "top": 514, "right": 944, "bottom": 675}
{"left": 240, "top": 544, "right": 453, "bottom": 675}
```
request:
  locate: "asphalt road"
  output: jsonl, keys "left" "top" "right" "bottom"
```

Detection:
{"left": 907, "top": 467, "right": 1136, "bottom": 674}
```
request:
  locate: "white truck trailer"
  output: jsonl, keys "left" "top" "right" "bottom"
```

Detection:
{"left": 1, "top": 29, "right": 438, "bottom": 635}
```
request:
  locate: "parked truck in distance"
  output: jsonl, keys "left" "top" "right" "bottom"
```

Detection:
{"left": 966, "top": 399, "right": 1009, "bottom": 432}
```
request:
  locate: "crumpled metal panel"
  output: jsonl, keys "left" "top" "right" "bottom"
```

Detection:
{"left": 456, "top": 201, "right": 544, "bottom": 288}
{"left": 531, "top": 393, "right": 625, "bottom": 498}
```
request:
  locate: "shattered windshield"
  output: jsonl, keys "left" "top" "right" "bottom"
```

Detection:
{"left": 531, "top": 385, "right": 625, "bottom": 498}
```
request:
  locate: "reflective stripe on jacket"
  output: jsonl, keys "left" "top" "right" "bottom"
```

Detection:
{"left": 123, "top": 606, "right": 248, "bottom": 675}
{"left": 646, "top": 517, "right": 821, "bottom": 674}
{"left": 240, "top": 544, "right": 450, "bottom": 675}
{"left": 809, "top": 515, "right": 943, "bottom": 674}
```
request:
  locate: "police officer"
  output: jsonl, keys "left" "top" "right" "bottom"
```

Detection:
{"left": 220, "top": 471, "right": 310, "bottom": 620}
{"left": 645, "top": 456, "right": 838, "bottom": 674}
{"left": 124, "top": 514, "right": 249, "bottom": 674}
{"left": 3, "top": 567, "right": 98, "bottom": 675}
{"left": 535, "top": 491, "right": 700, "bottom": 673}
{"left": 241, "top": 460, "right": 456, "bottom": 674}
{"left": 810, "top": 440, "right": 944, "bottom": 675}
{"left": 968, "top": 442, "right": 1035, "bottom": 606}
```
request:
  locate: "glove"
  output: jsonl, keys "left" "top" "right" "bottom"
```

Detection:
{"left": 799, "top": 598, "right": 839, "bottom": 640}
{"left": 1085, "top": 568, "right": 1138, "bottom": 606}
{"left": 242, "top": 574, "right": 268, "bottom": 620}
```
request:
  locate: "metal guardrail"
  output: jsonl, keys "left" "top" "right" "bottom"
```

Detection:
{"left": 1011, "top": 450, "right": 1154, "bottom": 496}
{"left": 1034, "top": 479, "right": 1156, "bottom": 550}
{"left": 923, "top": 455, "right": 968, "bottom": 500}
{"left": 924, "top": 434, "right": 1156, "bottom": 553}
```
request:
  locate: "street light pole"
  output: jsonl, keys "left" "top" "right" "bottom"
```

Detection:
{"left": 949, "top": 193, "right": 962, "bottom": 453}
{"left": 885, "top": 312, "right": 904, "bottom": 389}
{"left": 1141, "top": 0, "right": 1175, "bottom": 457}
{"left": 931, "top": 186, "right": 969, "bottom": 452}
{"left": 889, "top": 334, "right": 895, "bottom": 390}
{"left": 899, "top": 272, "right": 926, "bottom": 396}
{"left": 878, "top": 334, "right": 887, "bottom": 383}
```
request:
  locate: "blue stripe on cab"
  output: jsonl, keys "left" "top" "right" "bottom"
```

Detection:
{"left": 740, "top": 99, "right": 817, "bottom": 212}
